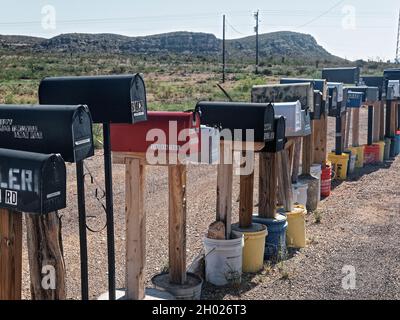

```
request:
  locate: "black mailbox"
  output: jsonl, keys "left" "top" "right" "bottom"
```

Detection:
{"left": 328, "top": 86, "right": 338, "bottom": 117}
{"left": 263, "top": 116, "right": 286, "bottom": 153}
{"left": 322, "top": 67, "right": 360, "bottom": 85}
{"left": 0, "top": 148, "right": 66, "bottom": 215}
{"left": 313, "top": 90, "right": 323, "bottom": 119}
{"left": 0, "top": 104, "right": 94, "bottom": 163}
{"left": 361, "top": 76, "right": 384, "bottom": 100}
{"left": 344, "top": 86, "right": 379, "bottom": 104}
{"left": 195, "top": 101, "right": 275, "bottom": 144}
{"left": 39, "top": 74, "right": 147, "bottom": 124}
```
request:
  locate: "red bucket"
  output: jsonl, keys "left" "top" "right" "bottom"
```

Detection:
{"left": 364, "top": 144, "right": 380, "bottom": 164}
{"left": 321, "top": 165, "right": 332, "bottom": 198}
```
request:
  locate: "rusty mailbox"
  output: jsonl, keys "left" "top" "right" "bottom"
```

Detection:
{"left": 0, "top": 104, "right": 94, "bottom": 163}
{"left": 0, "top": 148, "right": 66, "bottom": 214}
{"left": 195, "top": 101, "right": 286, "bottom": 153}
{"left": 252, "top": 83, "right": 314, "bottom": 113}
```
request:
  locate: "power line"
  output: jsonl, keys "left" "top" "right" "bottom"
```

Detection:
{"left": 297, "top": 0, "right": 346, "bottom": 28}
{"left": 226, "top": 19, "right": 247, "bottom": 36}
{"left": 396, "top": 9, "right": 400, "bottom": 63}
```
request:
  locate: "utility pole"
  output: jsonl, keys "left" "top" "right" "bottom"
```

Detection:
{"left": 254, "top": 10, "right": 259, "bottom": 74}
{"left": 396, "top": 9, "right": 400, "bottom": 64}
{"left": 222, "top": 14, "right": 226, "bottom": 83}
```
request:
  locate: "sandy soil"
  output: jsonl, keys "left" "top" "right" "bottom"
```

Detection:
{"left": 20, "top": 107, "right": 400, "bottom": 300}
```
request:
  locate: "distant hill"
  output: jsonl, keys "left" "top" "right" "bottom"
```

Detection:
{"left": 0, "top": 31, "right": 341, "bottom": 61}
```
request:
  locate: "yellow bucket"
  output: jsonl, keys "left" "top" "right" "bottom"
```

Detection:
{"left": 286, "top": 205, "right": 307, "bottom": 248}
{"left": 376, "top": 141, "right": 385, "bottom": 162}
{"left": 231, "top": 223, "right": 267, "bottom": 273}
{"left": 347, "top": 146, "right": 364, "bottom": 168}
{"left": 328, "top": 153, "right": 349, "bottom": 180}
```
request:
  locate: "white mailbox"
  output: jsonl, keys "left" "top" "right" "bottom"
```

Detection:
{"left": 328, "top": 82, "right": 344, "bottom": 102}
{"left": 387, "top": 80, "right": 400, "bottom": 100}
{"left": 272, "top": 101, "right": 302, "bottom": 137}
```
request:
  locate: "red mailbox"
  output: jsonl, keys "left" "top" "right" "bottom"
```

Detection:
{"left": 111, "top": 111, "right": 200, "bottom": 164}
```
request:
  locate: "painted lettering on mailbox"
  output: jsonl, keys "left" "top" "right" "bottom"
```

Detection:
{"left": 0, "top": 168, "right": 34, "bottom": 192}
{"left": 0, "top": 119, "right": 44, "bottom": 140}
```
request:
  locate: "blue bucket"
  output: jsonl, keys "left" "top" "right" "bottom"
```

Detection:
{"left": 252, "top": 214, "right": 287, "bottom": 261}
{"left": 395, "top": 134, "right": 400, "bottom": 156}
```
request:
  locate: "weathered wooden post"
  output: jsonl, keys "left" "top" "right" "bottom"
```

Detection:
{"left": 0, "top": 209, "right": 22, "bottom": 300}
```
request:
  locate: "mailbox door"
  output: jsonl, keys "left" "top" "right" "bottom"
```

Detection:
{"left": 312, "top": 91, "right": 322, "bottom": 120}
{"left": 328, "top": 87, "right": 338, "bottom": 117}
{"left": 263, "top": 104, "right": 275, "bottom": 142}
{"left": 301, "top": 111, "right": 312, "bottom": 136}
{"left": 41, "top": 155, "right": 67, "bottom": 214}
{"left": 264, "top": 116, "right": 286, "bottom": 153}
{"left": 39, "top": 74, "right": 148, "bottom": 124}
{"left": 72, "top": 106, "right": 95, "bottom": 162}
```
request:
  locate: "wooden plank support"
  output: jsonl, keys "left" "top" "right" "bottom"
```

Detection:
{"left": 216, "top": 142, "right": 233, "bottom": 239}
{"left": 312, "top": 115, "right": 328, "bottom": 165}
{"left": 341, "top": 112, "right": 347, "bottom": 151}
{"left": 379, "top": 100, "right": 385, "bottom": 141}
{"left": 352, "top": 108, "right": 360, "bottom": 147}
{"left": 239, "top": 152, "right": 254, "bottom": 229}
{"left": 345, "top": 109, "right": 352, "bottom": 149}
{"left": 390, "top": 100, "right": 397, "bottom": 137}
{"left": 168, "top": 165, "right": 187, "bottom": 285}
{"left": 373, "top": 102, "right": 380, "bottom": 143}
{"left": 367, "top": 105, "right": 374, "bottom": 146}
{"left": 26, "top": 212, "right": 66, "bottom": 300}
{"left": 0, "top": 209, "right": 22, "bottom": 300}
{"left": 277, "top": 150, "right": 294, "bottom": 212}
{"left": 125, "top": 158, "right": 146, "bottom": 300}
{"left": 259, "top": 152, "right": 277, "bottom": 219}
{"left": 302, "top": 121, "right": 314, "bottom": 175}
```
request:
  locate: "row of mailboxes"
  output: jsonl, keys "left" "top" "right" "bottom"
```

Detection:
{"left": 110, "top": 111, "right": 200, "bottom": 160}
{"left": 195, "top": 101, "right": 286, "bottom": 153}
{"left": 346, "top": 91, "right": 364, "bottom": 108}
{"left": 322, "top": 67, "right": 360, "bottom": 85}
{"left": 0, "top": 104, "right": 94, "bottom": 163}
{"left": 0, "top": 148, "right": 66, "bottom": 214}
{"left": 344, "top": 86, "right": 379, "bottom": 104}
{"left": 39, "top": 74, "right": 148, "bottom": 124}
{"left": 251, "top": 83, "right": 315, "bottom": 114}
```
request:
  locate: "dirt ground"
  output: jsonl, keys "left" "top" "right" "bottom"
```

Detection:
{"left": 20, "top": 107, "right": 400, "bottom": 300}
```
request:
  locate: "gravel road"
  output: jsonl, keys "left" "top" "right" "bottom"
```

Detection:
{"left": 19, "top": 107, "right": 400, "bottom": 300}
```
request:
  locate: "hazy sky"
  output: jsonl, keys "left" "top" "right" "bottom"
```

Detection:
{"left": 0, "top": 0, "right": 399, "bottom": 61}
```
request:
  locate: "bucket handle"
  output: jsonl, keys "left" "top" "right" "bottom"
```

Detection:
{"left": 331, "top": 169, "right": 336, "bottom": 180}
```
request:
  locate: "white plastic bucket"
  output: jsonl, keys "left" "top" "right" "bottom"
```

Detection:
{"left": 310, "top": 164, "right": 322, "bottom": 202}
{"left": 292, "top": 182, "right": 308, "bottom": 207}
{"left": 203, "top": 234, "right": 244, "bottom": 286}
{"left": 349, "top": 155, "right": 356, "bottom": 174}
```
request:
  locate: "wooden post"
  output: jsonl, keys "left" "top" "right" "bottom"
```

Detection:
{"left": 341, "top": 112, "right": 347, "bottom": 151}
{"left": 379, "top": 100, "right": 385, "bottom": 141}
{"left": 313, "top": 115, "right": 328, "bottom": 165}
{"left": 345, "top": 109, "right": 352, "bottom": 149}
{"left": 168, "top": 165, "right": 187, "bottom": 285}
{"left": 26, "top": 212, "right": 66, "bottom": 300}
{"left": 390, "top": 101, "right": 397, "bottom": 136}
{"left": 302, "top": 124, "right": 313, "bottom": 175}
{"left": 125, "top": 158, "right": 146, "bottom": 300}
{"left": 352, "top": 108, "right": 360, "bottom": 147}
{"left": 239, "top": 154, "right": 254, "bottom": 229}
{"left": 259, "top": 152, "right": 277, "bottom": 219}
{"left": 277, "top": 150, "right": 293, "bottom": 212}
{"left": 292, "top": 137, "right": 302, "bottom": 183}
{"left": 0, "top": 209, "right": 22, "bottom": 300}
{"left": 216, "top": 142, "right": 233, "bottom": 239}
{"left": 373, "top": 102, "right": 380, "bottom": 143}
